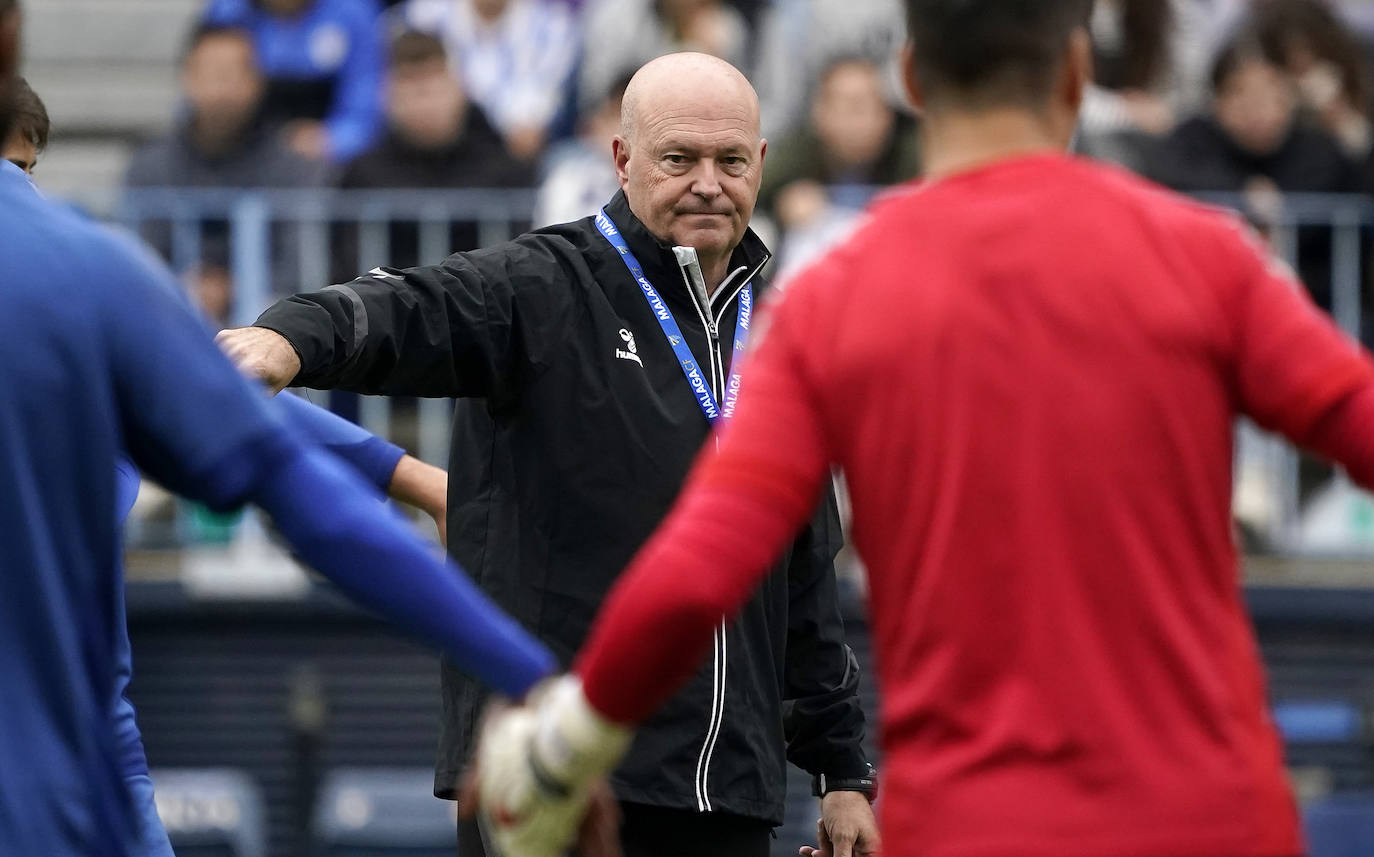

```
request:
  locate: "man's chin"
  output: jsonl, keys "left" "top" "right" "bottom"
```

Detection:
{"left": 671, "top": 224, "right": 737, "bottom": 255}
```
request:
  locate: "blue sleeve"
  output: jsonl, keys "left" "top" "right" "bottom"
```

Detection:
{"left": 249, "top": 445, "right": 555, "bottom": 697}
{"left": 106, "top": 233, "right": 294, "bottom": 510}
{"left": 324, "top": 1, "right": 385, "bottom": 162}
{"left": 115, "top": 456, "right": 141, "bottom": 523}
{"left": 275, "top": 393, "right": 404, "bottom": 493}
{"left": 102, "top": 230, "right": 552, "bottom": 696}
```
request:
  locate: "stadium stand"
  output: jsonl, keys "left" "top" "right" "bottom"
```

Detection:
{"left": 21, "top": 0, "right": 203, "bottom": 195}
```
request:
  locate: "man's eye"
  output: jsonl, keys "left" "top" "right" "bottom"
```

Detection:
{"left": 664, "top": 155, "right": 688, "bottom": 165}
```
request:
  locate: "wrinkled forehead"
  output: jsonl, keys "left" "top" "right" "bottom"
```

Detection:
{"left": 634, "top": 92, "right": 760, "bottom": 152}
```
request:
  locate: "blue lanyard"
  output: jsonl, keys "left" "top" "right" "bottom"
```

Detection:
{"left": 596, "top": 208, "right": 752, "bottom": 424}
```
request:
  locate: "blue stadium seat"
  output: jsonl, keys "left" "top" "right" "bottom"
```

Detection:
{"left": 314, "top": 767, "right": 457, "bottom": 857}
{"left": 150, "top": 768, "right": 268, "bottom": 857}
{"left": 1272, "top": 699, "right": 1365, "bottom": 744}
{"left": 1304, "top": 792, "right": 1374, "bottom": 857}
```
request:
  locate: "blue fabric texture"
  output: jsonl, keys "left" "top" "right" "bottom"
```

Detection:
{"left": 0, "top": 177, "right": 546, "bottom": 855}
{"left": 250, "top": 443, "right": 555, "bottom": 697}
{"left": 275, "top": 392, "right": 405, "bottom": 491}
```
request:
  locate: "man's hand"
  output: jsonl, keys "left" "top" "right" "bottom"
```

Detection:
{"left": 215, "top": 326, "right": 301, "bottom": 394}
{"left": 468, "top": 676, "right": 632, "bottom": 857}
{"left": 800, "top": 791, "right": 880, "bottom": 857}
{"left": 386, "top": 456, "right": 449, "bottom": 547}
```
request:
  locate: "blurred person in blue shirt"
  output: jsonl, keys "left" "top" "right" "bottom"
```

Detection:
{"left": 201, "top": 0, "right": 386, "bottom": 163}
{"left": 0, "top": 3, "right": 555, "bottom": 852}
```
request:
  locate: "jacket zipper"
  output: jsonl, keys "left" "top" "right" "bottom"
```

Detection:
{"left": 673, "top": 249, "right": 727, "bottom": 812}
{"left": 671, "top": 249, "right": 769, "bottom": 812}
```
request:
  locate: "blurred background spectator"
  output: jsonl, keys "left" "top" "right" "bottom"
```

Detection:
{"left": 533, "top": 73, "right": 627, "bottom": 227}
{"left": 2, "top": 77, "right": 48, "bottom": 176}
{"left": 1255, "top": 0, "right": 1374, "bottom": 182}
{"left": 124, "top": 24, "right": 325, "bottom": 326}
{"left": 758, "top": 55, "right": 919, "bottom": 274}
{"left": 200, "top": 0, "right": 386, "bottom": 163}
{"left": 401, "top": 0, "right": 579, "bottom": 161}
{"left": 331, "top": 28, "right": 530, "bottom": 280}
{"left": 1149, "top": 34, "right": 1361, "bottom": 308}
{"left": 1078, "top": 0, "right": 1178, "bottom": 172}
{"left": 751, "top": 0, "right": 905, "bottom": 139}
{"left": 578, "top": 0, "right": 750, "bottom": 121}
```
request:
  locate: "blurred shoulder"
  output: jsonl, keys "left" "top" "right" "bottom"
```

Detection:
{"left": 1074, "top": 156, "right": 1251, "bottom": 240}
{"left": 1, "top": 185, "right": 180, "bottom": 312}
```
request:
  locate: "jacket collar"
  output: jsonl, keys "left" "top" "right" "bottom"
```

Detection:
{"left": 601, "top": 190, "right": 771, "bottom": 315}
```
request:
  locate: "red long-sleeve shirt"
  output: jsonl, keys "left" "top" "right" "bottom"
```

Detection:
{"left": 576, "top": 154, "right": 1374, "bottom": 857}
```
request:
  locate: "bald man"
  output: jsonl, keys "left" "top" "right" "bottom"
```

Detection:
{"left": 217, "top": 53, "right": 879, "bottom": 857}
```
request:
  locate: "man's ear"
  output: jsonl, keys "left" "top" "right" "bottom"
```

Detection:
{"left": 900, "top": 41, "right": 925, "bottom": 115}
{"left": 1062, "top": 27, "right": 1094, "bottom": 114}
{"left": 612, "top": 136, "right": 631, "bottom": 189}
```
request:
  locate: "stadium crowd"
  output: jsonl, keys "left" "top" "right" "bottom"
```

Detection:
{"left": 90, "top": 0, "right": 1374, "bottom": 325}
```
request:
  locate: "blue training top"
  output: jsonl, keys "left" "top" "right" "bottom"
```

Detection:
{"left": 0, "top": 174, "right": 551, "bottom": 856}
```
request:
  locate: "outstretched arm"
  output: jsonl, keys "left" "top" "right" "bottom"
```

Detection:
{"left": 273, "top": 392, "right": 448, "bottom": 542}
{"left": 248, "top": 442, "right": 548, "bottom": 697}
{"left": 1222, "top": 219, "right": 1374, "bottom": 482}
{"left": 107, "top": 233, "right": 550, "bottom": 697}
{"left": 219, "top": 241, "right": 573, "bottom": 401}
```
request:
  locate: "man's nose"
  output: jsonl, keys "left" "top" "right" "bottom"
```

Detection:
{"left": 690, "top": 159, "right": 722, "bottom": 198}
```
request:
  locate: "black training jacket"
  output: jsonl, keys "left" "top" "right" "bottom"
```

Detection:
{"left": 255, "top": 191, "right": 871, "bottom": 824}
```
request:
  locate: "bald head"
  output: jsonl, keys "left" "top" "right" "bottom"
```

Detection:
{"left": 620, "top": 52, "right": 760, "bottom": 143}
{"left": 612, "top": 53, "right": 766, "bottom": 287}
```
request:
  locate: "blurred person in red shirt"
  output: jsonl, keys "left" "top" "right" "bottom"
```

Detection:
{"left": 467, "top": 1, "right": 1374, "bottom": 856}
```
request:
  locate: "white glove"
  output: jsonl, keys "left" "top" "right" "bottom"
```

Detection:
{"left": 477, "top": 675, "right": 632, "bottom": 857}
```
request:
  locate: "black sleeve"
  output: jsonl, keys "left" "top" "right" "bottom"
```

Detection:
{"left": 254, "top": 237, "right": 575, "bottom": 401}
{"left": 781, "top": 482, "right": 872, "bottom": 779}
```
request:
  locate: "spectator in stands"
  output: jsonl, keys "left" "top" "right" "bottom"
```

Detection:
{"left": 758, "top": 56, "right": 919, "bottom": 275}
{"left": 1078, "top": 0, "right": 1177, "bottom": 171}
{"left": 332, "top": 29, "right": 531, "bottom": 279}
{"left": 533, "top": 74, "right": 627, "bottom": 227}
{"left": 1170, "top": 0, "right": 1251, "bottom": 108}
{"left": 579, "top": 0, "right": 750, "bottom": 121}
{"left": 402, "top": 0, "right": 578, "bottom": 161}
{"left": 1152, "top": 35, "right": 1361, "bottom": 199}
{"left": 200, "top": 0, "right": 385, "bottom": 163}
{"left": 1151, "top": 35, "right": 1361, "bottom": 307}
{"left": 1255, "top": 0, "right": 1374, "bottom": 177}
{"left": 1, "top": 77, "right": 46, "bottom": 176}
{"left": 752, "top": 0, "right": 906, "bottom": 138}
{"left": 125, "top": 24, "right": 324, "bottom": 325}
